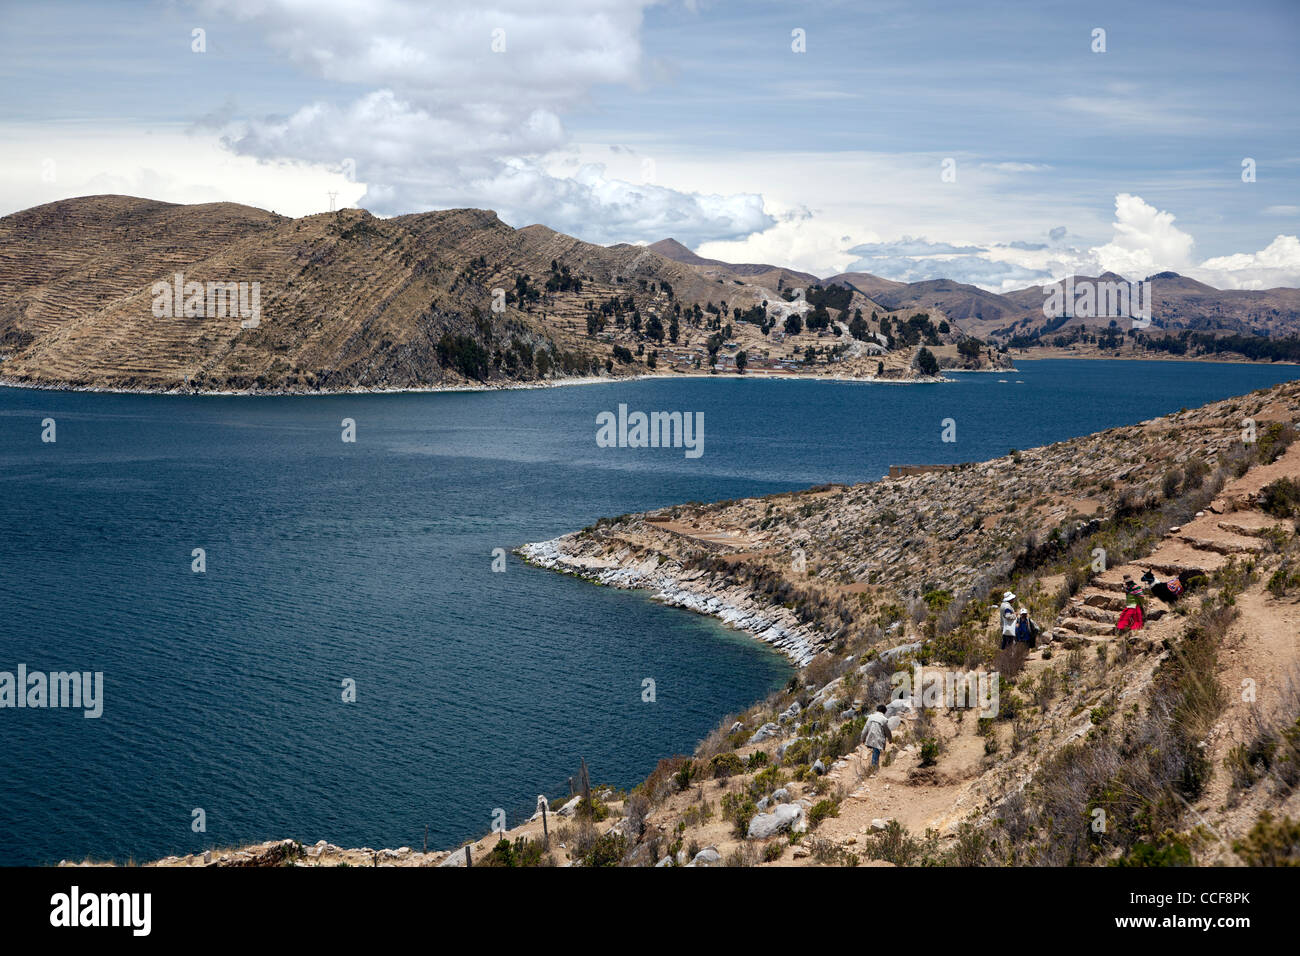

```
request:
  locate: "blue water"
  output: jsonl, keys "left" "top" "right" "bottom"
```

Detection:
{"left": 0, "top": 359, "right": 1296, "bottom": 865}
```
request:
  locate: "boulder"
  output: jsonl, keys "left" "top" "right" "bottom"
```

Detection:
{"left": 687, "top": 847, "right": 721, "bottom": 867}
{"left": 747, "top": 803, "right": 803, "bottom": 839}
{"left": 885, "top": 697, "right": 914, "bottom": 718}
{"left": 749, "top": 722, "right": 781, "bottom": 744}
{"left": 777, "top": 738, "right": 805, "bottom": 760}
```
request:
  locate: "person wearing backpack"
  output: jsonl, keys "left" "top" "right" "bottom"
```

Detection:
{"left": 862, "top": 704, "right": 893, "bottom": 770}
{"left": 1015, "top": 607, "right": 1038, "bottom": 647}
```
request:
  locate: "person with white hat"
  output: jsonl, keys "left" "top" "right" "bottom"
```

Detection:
{"left": 1015, "top": 606, "right": 1039, "bottom": 647}
{"left": 999, "top": 591, "right": 1018, "bottom": 649}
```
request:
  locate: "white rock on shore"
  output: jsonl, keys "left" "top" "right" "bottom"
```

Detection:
{"left": 518, "top": 536, "right": 825, "bottom": 665}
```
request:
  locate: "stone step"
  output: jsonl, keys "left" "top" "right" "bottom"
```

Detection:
{"left": 1059, "top": 616, "right": 1114, "bottom": 637}
{"left": 1173, "top": 532, "right": 1268, "bottom": 556}
{"left": 1050, "top": 627, "right": 1111, "bottom": 645}
{"left": 1217, "top": 514, "right": 1289, "bottom": 538}
{"left": 1081, "top": 590, "right": 1128, "bottom": 611}
{"left": 1073, "top": 599, "right": 1117, "bottom": 621}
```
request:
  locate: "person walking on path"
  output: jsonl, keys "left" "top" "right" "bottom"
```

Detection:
{"left": 999, "top": 591, "right": 1018, "bottom": 649}
{"left": 863, "top": 704, "right": 893, "bottom": 769}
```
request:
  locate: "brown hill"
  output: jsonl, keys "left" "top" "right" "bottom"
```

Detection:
{"left": 0, "top": 196, "right": 963, "bottom": 391}
{"left": 0, "top": 195, "right": 284, "bottom": 352}
{"left": 0, "top": 197, "right": 833, "bottom": 391}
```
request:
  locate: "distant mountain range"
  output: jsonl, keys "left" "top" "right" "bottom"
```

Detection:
{"left": 2, "top": 196, "right": 1299, "bottom": 392}
{"left": 652, "top": 237, "right": 1300, "bottom": 341}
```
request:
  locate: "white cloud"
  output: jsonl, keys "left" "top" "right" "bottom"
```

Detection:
{"left": 205, "top": 0, "right": 775, "bottom": 244}
{"left": 1193, "top": 235, "right": 1300, "bottom": 289}
{"left": 1091, "top": 193, "right": 1196, "bottom": 277}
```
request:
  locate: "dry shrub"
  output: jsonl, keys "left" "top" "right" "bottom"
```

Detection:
{"left": 642, "top": 756, "right": 692, "bottom": 805}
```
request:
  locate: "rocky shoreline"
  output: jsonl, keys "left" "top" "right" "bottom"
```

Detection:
{"left": 0, "top": 366, "right": 958, "bottom": 398}
{"left": 517, "top": 536, "right": 827, "bottom": 666}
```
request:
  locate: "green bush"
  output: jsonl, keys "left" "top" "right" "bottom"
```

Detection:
{"left": 480, "top": 835, "right": 549, "bottom": 867}
{"left": 1233, "top": 812, "right": 1300, "bottom": 866}
{"left": 721, "top": 792, "right": 758, "bottom": 840}
{"left": 580, "top": 830, "right": 627, "bottom": 867}
{"left": 920, "top": 738, "right": 942, "bottom": 766}
{"left": 808, "top": 799, "right": 840, "bottom": 829}
{"left": 864, "top": 820, "right": 921, "bottom": 866}
{"left": 710, "top": 752, "right": 744, "bottom": 779}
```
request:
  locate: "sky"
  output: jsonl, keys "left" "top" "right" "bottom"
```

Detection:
{"left": 1, "top": 0, "right": 1297, "bottom": 290}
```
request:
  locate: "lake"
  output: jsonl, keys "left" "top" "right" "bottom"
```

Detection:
{"left": 1, "top": 358, "right": 1296, "bottom": 864}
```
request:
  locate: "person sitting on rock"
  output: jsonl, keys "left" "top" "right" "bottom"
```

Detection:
{"left": 999, "top": 590, "right": 1018, "bottom": 649}
{"left": 862, "top": 704, "right": 893, "bottom": 770}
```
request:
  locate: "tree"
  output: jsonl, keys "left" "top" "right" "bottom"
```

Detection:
{"left": 736, "top": 350, "right": 748, "bottom": 373}
{"left": 916, "top": 347, "right": 940, "bottom": 376}
{"left": 784, "top": 314, "right": 803, "bottom": 335}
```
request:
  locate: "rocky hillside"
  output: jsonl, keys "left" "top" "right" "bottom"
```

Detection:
{"left": 0, "top": 196, "right": 996, "bottom": 392}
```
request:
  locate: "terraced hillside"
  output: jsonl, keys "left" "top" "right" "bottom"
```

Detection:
{"left": 0, "top": 195, "right": 1004, "bottom": 392}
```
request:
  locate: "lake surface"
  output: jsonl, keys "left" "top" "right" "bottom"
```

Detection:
{"left": 1, "top": 359, "right": 1296, "bottom": 864}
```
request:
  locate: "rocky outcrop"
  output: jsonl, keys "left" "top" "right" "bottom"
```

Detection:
{"left": 518, "top": 536, "right": 828, "bottom": 665}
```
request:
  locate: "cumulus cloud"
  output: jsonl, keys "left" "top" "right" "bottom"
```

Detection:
{"left": 831, "top": 193, "right": 1300, "bottom": 293}
{"left": 1084, "top": 195, "right": 1300, "bottom": 288}
{"left": 205, "top": 0, "right": 774, "bottom": 243}
{"left": 1091, "top": 193, "right": 1195, "bottom": 277}
{"left": 1193, "top": 235, "right": 1300, "bottom": 290}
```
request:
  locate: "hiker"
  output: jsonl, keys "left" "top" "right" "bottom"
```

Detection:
{"left": 863, "top": 704, "right": 893, "bottom": 769}
{"left": 1015, "top": 607, "right": 1039, "bottom": 647}
{"left": 999, "top": 591, "right": 1018, "bottom": 649}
